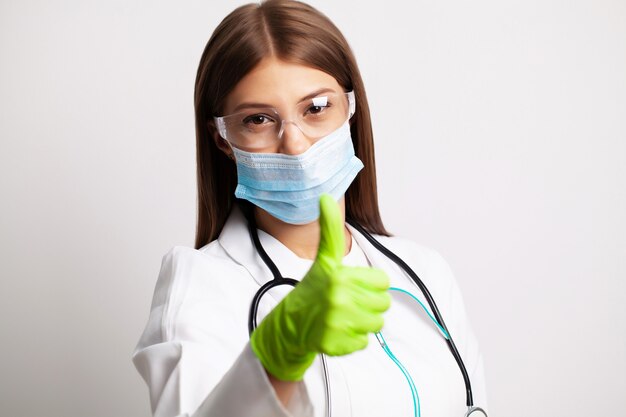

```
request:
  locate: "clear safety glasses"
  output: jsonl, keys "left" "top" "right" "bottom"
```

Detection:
{"left": 214, "top": 90, "right": 355, "bottom": 151}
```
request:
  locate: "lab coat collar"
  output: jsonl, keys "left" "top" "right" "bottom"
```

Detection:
{"left": 346, "top": 223, "right": 397, "bottom": 273}
{"left": 217, "top": 204, "right": 397, "bottom": 287}
{"left": 217, "top": 204, "right": 274, "bottom": 287}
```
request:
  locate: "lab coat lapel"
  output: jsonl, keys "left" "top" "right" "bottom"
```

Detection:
{"left": 346, "top": 223, "right": 392, "bottom": 270}
{"left": 217, "top": 205, "right": 274, "bottom": 287}
{"left": 219, "top": 210, "right": 409, "bottom": 293}
{"left": 346, "top": 223, "right": 413, "bottom": 291}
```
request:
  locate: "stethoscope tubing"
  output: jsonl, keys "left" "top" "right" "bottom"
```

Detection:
{"left": 244, "top": 204, "right": 332, "bottom": 417}
{"left": 242, "top": 201, "right": 476, "bottom": 411}
{"left": 346, "top": 219, "right": 474, "bottom": 407}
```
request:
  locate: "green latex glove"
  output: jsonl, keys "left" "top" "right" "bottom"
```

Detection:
{"left": 250, "top": 194, "right": 392, "bottom": 381}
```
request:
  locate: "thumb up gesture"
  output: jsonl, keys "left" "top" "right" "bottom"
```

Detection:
{"left": 251, "top": 194, "right": 391, "bottom": 381}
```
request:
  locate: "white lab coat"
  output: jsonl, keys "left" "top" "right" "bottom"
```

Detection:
{"left": 132, "top": 205, "right": 488, "bottom": 417}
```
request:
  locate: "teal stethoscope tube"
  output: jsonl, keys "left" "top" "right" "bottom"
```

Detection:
{"left": 376, "top": 287, "right": 485, "bottom": 417}
{"left": 375, "top": 286, "right": 450, "bottom": 417}
{"left": 375, "top": 329, "right": 421, "bottom": 417}
{"left": 346, "top": 218, "right": 477, "bottom": 409}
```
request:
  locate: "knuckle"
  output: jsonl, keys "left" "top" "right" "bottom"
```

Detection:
{"left": 371, "top": 315, "right": 385, "bottom": 333}
{"left": 381, "top": 292, "right": 392, "bottom": 310}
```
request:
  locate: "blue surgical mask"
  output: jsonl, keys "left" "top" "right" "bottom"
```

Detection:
{"left": 232, "top": 121, "right": 364, "bottom": 224}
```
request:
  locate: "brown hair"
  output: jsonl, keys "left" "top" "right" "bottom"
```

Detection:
{"left": 193, "top": 0, "right": 389, "bottom": 249}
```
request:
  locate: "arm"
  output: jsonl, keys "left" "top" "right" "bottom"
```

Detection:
{"left": 132, "top": 246, "right": 313, "bottom": 417}
{"left": 267, "top": 372, "right": 299, "bottom": 408}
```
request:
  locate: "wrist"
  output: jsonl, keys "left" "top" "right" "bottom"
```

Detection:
{"left": 251, "top": 326, "right": 316, "bottom": 381}
{"left": 250, "top": 299, "right": 317, "bottom": 381}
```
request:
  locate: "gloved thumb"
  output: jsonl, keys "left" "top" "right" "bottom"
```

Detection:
{"left": 316, "top": 193, "right": 345, "bottom": 267}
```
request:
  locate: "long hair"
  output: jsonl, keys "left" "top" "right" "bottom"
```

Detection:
{"left": 194, "top": 0, "right": 389, "bottom": 248}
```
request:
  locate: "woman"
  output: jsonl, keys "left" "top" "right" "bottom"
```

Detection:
{"left": 133, "top": 1, "right": 488, "bottom": 416}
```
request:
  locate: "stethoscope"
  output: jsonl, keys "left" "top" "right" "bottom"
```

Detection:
{"left": 242, "top": 202, "right": 487, "bottom": 417}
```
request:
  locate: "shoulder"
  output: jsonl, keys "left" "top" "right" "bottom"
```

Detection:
{"left": 157, "top": 240, "right": 246, "bottom": 289}
{"left": 154, "top": 243, "right": 231, "bottom": 303}
{"left": 148, "top": 242, "right": 255, "bottom": 343}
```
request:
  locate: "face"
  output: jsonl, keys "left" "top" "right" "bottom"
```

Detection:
{"left": 213, "top": 56, "right": 347, "bottom": 155}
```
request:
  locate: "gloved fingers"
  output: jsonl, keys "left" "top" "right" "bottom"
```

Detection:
{"left": 324, "top": 267, "right": 391, "bottom": 313}
{"left": 316, "top": 194, "right": 345, "bottom": 268}
{"left": 349, "top": 285, "right": 392, "bottom": 313}
{"left": 342, "top": 266, "right": 390, "bottom": 291}
{"left": 348, "top": 309, "right": 385, "bottom": 334}
{"left": 320, "top": 328, "right": 369, "bottom": 356}
{"left": 327, "top": 306, "right": 385, "bottom": 334}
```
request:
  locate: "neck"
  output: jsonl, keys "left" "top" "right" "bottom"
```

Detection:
{"left": 254, "top": 197, "right": 352, "bottom": 260}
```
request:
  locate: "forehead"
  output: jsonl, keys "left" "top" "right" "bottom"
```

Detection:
{"left": 223, "top": 57, "right": 343, "bottom": 112}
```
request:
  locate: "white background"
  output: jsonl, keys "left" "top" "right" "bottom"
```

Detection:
{"left": 1, "top": 0, "right": 625, "bottom": 416}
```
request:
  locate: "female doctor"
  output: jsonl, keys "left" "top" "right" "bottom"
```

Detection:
{"left": 132, "top": 1, "right": 488, "bottom": 416}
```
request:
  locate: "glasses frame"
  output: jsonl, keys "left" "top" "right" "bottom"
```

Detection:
{"left": 213, "top": 90, "right": 355, "bottom": 146}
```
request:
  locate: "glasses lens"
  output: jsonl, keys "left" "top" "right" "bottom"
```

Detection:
{"left": 220, "top": 108, "right": 280, "bottom": 151}
{"left": 295, "top": 92, "right": 350, "bottom": 139}
{"left": 220, "top": 92, "right": 351, "bottom": 151}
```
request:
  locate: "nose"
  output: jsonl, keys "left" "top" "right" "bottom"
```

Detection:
{"left": 277, "top": 121, "right": 313, "bottom": 155}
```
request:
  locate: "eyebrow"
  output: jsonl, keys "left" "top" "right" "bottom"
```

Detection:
{"left": 232, "top": 87, "right": 338, "bottom": 113}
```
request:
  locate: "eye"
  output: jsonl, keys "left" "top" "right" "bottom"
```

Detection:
{"left": 242, "top": 114, "right": 274, "bottom": 126}
{"left": 305, "top": 102, "right": 331, "bottom": 116}
{"left": 308, "top": 105, "right": 323, "bottom": 114}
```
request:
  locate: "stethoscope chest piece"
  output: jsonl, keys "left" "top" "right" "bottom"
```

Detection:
{"left": 465, "top": 406, "right": 488, "bottom": 416}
